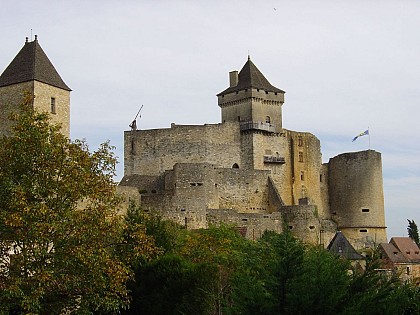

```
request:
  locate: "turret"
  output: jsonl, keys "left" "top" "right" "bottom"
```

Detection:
{"left": 0, "top": 36, "right": 71, "bottom": 137}
{"left": 217, "top": 57, "right": 285, "bottom": 133}
{"left": 328, "top": 150, "right": 387, "bottom": 248}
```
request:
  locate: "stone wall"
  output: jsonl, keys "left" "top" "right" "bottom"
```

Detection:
{"left": 206, "top": 209, "right": 283, "bottom": 240}
{"left": 328, "top": 150, "right": 387, "bottom": 248}
{"left": 281, "top": 205, "right": 322, "bottom": 245}
{"left": 33, "top": 81, "right": 70, "bottom": 138}
{"left": 0, "top": 82, "right": 33, "bottom": 136}
{"left": 0, "top": 81, "right": 70, "bottom": 138}
{"left": 218, "top": 88, "right": 284, "bottom": 132}
{"left": 124, "top": 122, "right": 242, "bottom": 177}
{"left": 216, "top": 168, "right": 271, "bottom": 213}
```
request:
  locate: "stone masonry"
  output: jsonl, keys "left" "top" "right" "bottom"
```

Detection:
{"left": 0, "top": 39, "right": 387, "bottom": 249}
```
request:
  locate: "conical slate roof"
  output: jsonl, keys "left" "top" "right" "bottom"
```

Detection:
{"left": 217, "top": 57, "right": 284, "bottom": 96}
{"left": 327, "top": 231, "right": 365, "bottom": 260}
{"left": 0, "top": 37, "right": 71, "bottom": 91}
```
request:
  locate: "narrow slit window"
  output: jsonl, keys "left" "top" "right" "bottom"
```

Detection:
{"left": 298, "top": 136, "right": 303, "bottom": 147}
{"left": 51, "top": 97, "right": 56, "bottom": 114}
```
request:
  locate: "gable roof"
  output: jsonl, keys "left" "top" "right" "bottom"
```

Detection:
{"left": 0, "top": 37, "right": 71, "bottom": 91}
{"left": 327, "top": 231, "right": 364, "bottom": 260}
{"left": 379, "top": 242, "right": 410, "bottom": 264}
{"left": 217, "top": 57, "right": 284, "bottom": 96}
{"left": 390, "top": 237, "right": 420, "bottom": 262}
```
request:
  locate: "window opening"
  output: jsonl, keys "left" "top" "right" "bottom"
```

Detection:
{"left": 50, "top": 97, "right": 56, "bottom": 114}
{"left": 298, "top": 136, "right": 303, "bottom": 147}
{"left": 298, "top": 152, "right": 304, "bottom": 162}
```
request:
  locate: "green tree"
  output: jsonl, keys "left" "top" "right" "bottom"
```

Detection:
{"left": 179, "top": 225, "right": 247, "bottom": 314}
{"left": 0, "top": 95, "right": 156, "bottom": 314}
{"left": 123, "top": 254, "right": 217, "bottom": 315}
{"left": 284, "top": 246, "right": 351, "bottom": 315}
{"left": 407, "top": 219, "right": 420, "bottom": 247}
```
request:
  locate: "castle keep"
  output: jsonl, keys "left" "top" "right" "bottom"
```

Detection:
{"left": 0, "top": 39, "right": 387, "bottom": 249}
{"left": 120, "top": 57, "right": 387, "bottom": 249}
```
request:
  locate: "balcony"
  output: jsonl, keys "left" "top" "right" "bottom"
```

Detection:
{"left": 240, "top": 121, "right": 275, "bottom": 133}
{"left": 264, "top": 155, "right": 285, "bottom": 164}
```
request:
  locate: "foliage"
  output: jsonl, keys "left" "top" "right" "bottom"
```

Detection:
{"left": 407, "top": 219, "right": 420, "bottom": 247}
{"left": 122, "top": 218, "right": 420, "bottom": 315}
{"left": 284, "top": 246, "right": 351, "bottom": 314}
{"left": 0, "top": 95, "right": 156, "bottom": 314}
{"left": 124, "top": 202, "right": 182, "bottom": 257}
{"left": 342, "top": 254, "right": 420, "bottom": 315}
{"left": 123, "top": 254, "right": 217, "bottom": 315}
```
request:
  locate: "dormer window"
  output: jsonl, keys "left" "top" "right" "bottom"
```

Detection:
{"left": 265, "top": 116, "right": 271, "bottom": 124}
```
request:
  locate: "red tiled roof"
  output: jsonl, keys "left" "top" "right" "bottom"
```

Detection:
{"left": 390, "top": 237, "right": 420, "bottom": 262}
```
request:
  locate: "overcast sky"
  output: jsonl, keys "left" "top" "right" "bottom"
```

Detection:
{"left": 1, "top": 0, "right": 419, "bottom": 239}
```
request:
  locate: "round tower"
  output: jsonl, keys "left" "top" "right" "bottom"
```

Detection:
{"left": 328, "top": 150, "right": 387, "bottom": 248}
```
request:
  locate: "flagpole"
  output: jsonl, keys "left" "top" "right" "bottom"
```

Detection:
{"left": 368, "top": 126, "right": 370, "bottom": 150}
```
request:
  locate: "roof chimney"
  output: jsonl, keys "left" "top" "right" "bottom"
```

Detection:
{"left": 229, "top": 71, "right": 238, "bottom": 87}
{"left": 34, "top": 35, "right": 38, "bottom": 41}
{"left": 25, "top": 37, "right": 28, "bottom": 43}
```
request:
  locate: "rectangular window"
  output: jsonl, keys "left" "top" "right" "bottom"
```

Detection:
{"left": 300, "top": 171, "right": 304, "bottom": 181}
{"left": 298, "top": 136, "right": 303, "bottom": 147}
{"left": 362, "top": 208, "right": 370, "bottom": 213}
{"left": 50, "top": 97, "right": 56, "bottom": 114}
{"left": 298, "top": 152, "right": 303, "bottom": 162}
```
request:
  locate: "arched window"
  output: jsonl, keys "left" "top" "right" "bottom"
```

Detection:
{"left": 232, "top": 163, "right": 239, "bottom": 169}
{"left": 265, "top": 116, "right": 271, "bottom": 123}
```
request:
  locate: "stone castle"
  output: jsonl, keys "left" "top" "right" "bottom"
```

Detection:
{"left": 0, "top": 38, "right": 387, "bottom": 249}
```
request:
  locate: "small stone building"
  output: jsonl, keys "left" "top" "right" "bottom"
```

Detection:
{"left": 379, "top": 237, "right": 420, "bottom": 284}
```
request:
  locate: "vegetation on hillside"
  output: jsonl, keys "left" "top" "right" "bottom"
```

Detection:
{"left": 122, "top": 203, "right": 420, "bottom": 315}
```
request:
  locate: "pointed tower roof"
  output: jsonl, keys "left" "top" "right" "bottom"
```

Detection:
{"left": 0, "top": 36, "right": 71, "bottom": 91}
{"left": 327, "top": 231, "right": 364, "bottom": 260}
{"left": 217, "top": 56, "right": 284, "bottom": 96}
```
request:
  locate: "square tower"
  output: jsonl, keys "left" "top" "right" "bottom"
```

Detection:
{"left": 0, "top": 36, "right": 71, "bottom": 137}
{"left": 217, "top": 56, "right": 285, "bottom": 133}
